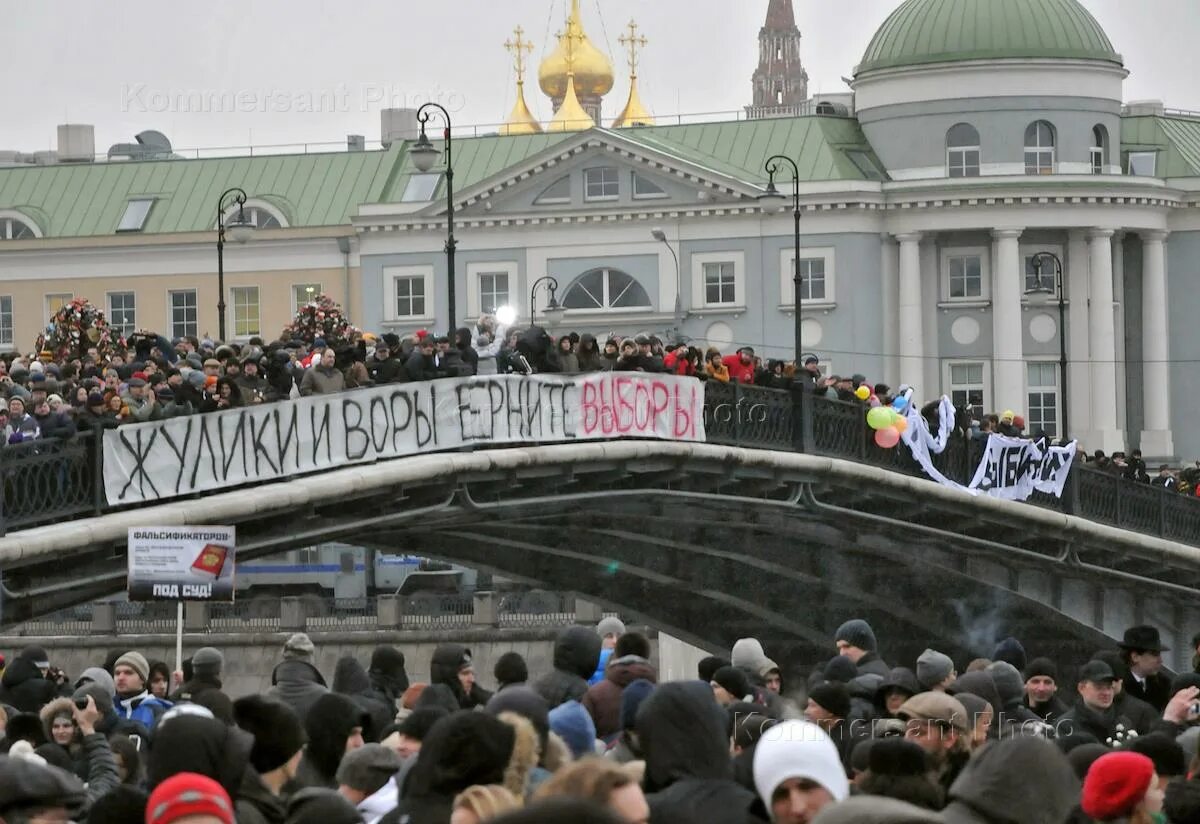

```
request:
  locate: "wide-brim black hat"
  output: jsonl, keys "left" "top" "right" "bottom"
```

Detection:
{"left": 1119, "top": 625, "right": 1170, "bottom": 652}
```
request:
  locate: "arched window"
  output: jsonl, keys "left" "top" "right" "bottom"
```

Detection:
{"left": 215, "top": 201, "right": 286, "bottom": 230}
{"left": 946, "top": 123, "right": 981, "bottom": 178}
{"left": 562, "top": 268, "right": 652, "bottom": 311}
{"left": 0, "top": 214, "right": 38, "bottom": 240}
{"left": 1091, "top": 125, "right": 1109, "bottom": 174}
{"left": 1024, "top": 121, "right": 1056, "bottom": 175}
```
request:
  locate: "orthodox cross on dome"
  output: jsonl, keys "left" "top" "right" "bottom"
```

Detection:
{"left": 504, "top": 25, "right": 535, "bottom": 83}
{"left": 619, "top": 19, "right": 648, "bottom": 78}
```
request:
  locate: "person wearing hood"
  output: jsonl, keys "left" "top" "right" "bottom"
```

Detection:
{"left": 1058, "top": 660, "right": 1137, "bottom": 746}
{"left": 731, "top": 638, "right": 786, "bottom": 717}
{"left": 753, "top": 719, "right": 849, "bottom": 824}
{"left": 147, "top": 714, "right": 255, "bottom": 807}
{"left": 533, "top": 627, "right": 602, "bottom": 709}
{"left": 382, "top": 711, "right": 516, "bottom": 824}
{"left": 454, "top": 328, "right": 480, "bottom": 375}
{"left": 0, "top": 647, "right": 62, "bottom": 713}
{"left": 638, "top": 681, "right": 764, "bottom": 822}
{"left": 605, "top": 679, "right": 654, "bottom": 766}
{"left": 947, "top": 671, "right": 1003, "bottom": 735}
{"left": 332, "top": 656, "right": 393, "bottom": 743}
{"left": 366, "top": 646, "right": 410, "bottom": 713}
{"left": 36, "top": 694, "right": 119, "bottom": 803}
{"left": 582, "top": 632, "right": 656, "bottom": 741}
{"left": 833, "top": 621, "right": 889, "bottom": 678}
{"left": 984, "top": 661, "right": 1046, "bottom": 736}
{"left": 336, "top": 743, "right": 402, "bottom": 824}
{"left": 589, "top": 617, "right": 626, "bottom": 686}
{"left": 233, "top": 695, "right": 308, "bottom": 824}
{"left": 872, "top": 668, "right": 920, "bottom": 736}
{"left": 575, "top": 334, "right": 604, "bottom": 372}
{"left": 1023, "top": 657, "right": 1069, "bottom": 725}
{"left": 267, "top": 633, "right": 329, "bottom": 725}
{"left": 941, "top": 736, "right": 1079, "bottom": 824}
{"left": 293, "top": 693, "right": 367, "bottom": 790}
{"left": 429, "top": 644, "right": 493, "bottom": 710}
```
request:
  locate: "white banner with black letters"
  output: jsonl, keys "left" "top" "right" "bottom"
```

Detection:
{"left": 901, "top": 397, "right": 1077, "bottom": 501}
{"left": 104, "top": 373, "right": 705, "bottom": 505}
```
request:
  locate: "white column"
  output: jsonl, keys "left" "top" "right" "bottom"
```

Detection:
{"left": 1088, "top": 228, "right": 1124, "bottom": 452}
{"left": 880, "top": 234, "right": 900, "bottom": 388}
{"left": 920, "top": 239, "right": 941, "bottom": 396}
{"left": 1112, "top": 233, "right": 1127, "bottom": 433}
{"left": 897, "top": 233, "right": 924, "bottom": 389}
{"left": 1066, "top": 230, "right": 1092, "bottom": 442}
{"left": 1140, "top": 230, "right": 1174, "bottom": 458}
{"left": 991, "top": 229, "right": 1025, "bottom": 414}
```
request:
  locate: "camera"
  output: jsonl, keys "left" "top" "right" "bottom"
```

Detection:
{"left": 73, "top": 697, "right": 89, "bottom": 711}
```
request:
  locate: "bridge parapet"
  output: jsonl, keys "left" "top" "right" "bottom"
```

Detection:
{"left": 2, "top": 381, "right": 1197, "bottom": 545}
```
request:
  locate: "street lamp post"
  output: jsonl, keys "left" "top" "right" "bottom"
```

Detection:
{"left": 651, "top": 228, "right": 684, "bottom": 344}
{"left": 1027, "top": 252, "right": 1068, "bottom": 441}
{"left": 529, "top": 276, "right": 564, "bottom": 330}
{"left": 409, "top": 103, "right": 457, "bottom": 332}
{"left": 759, "top": 155, "right": 802, "bottom": 364}
{"left": 215, "top": 187, "right": 255, "bottom": 342}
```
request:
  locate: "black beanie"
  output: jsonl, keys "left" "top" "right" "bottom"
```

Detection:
{"left": 398, "top": 707, "right": 449, "bottom": 742}
{"left": 808, "top": 682, "right": 851, "bottom": 719}
{"left": 712, "top": 666, "right": 752, "bottom": 701}
{"left": 88, "top": 786, "right": 148, "bottom": 824}
{"left": 1024, "top": 657, "right": 1059, "bottom": 683}
{"left": 1126, "top": 732, "right": 1188, "bottom": 778}
{"left": 698, "top": 656, "right": 730, "bottom": 683}
{"left": 867, "top": 738, "right": 929, "bottom": 777}
{"left": 494, "top": 652, "right": 528, "bottom": 687}
{"left": 233, "top": 695, "right": 308, "bottom": 773}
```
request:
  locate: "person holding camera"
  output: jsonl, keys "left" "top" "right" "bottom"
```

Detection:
{"left": 38, "top": 694, "right": 120, "bottom": 802}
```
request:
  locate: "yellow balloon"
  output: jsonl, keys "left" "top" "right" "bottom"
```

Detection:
{"left": 855, "top": 385, "right": 870, "bottom": 401}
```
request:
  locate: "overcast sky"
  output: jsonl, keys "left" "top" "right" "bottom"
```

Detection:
{"left": 4, "top": 0, "right": 1198, "bottom": 155}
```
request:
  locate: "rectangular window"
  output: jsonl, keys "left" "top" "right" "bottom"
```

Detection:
{"left": 394, "top": 276, "right": 426, "bottom": 318}
{"left": 947, "top": 255, "right": 983, "bottom": 299}
{"left": 117, "top": 198, "right": 155, "bottom": 232}
{"left": 478, "top": 272, "right": 509, "bottom": 315}
{"left": 0, "top": 296, "right": 11, "bottom": 346}
{"left": 293, "top": 283, "right": 321, "bottom": 314}
{"left": 46, "top": 293, "right": 72, "bottom": 317}
{"left": 231, "top": 286, "right": 260, "bottom": 337}
{"left": 1128, "top": 152, "right": 1157, "bottom": 176}
{"left": 632, "top": 172, "right": 667, "bottom": 199}
{"left": 1027, "top": 362, "right": 1059, "bottom": 438}
{"left": 1091, "top": 148, "right": 1104, "bottom": 175}
{"left": 796, "top": 258, "right": 827, "bottom": 302}
{"left": 1025, "top": 149, "right": 1055, "bottom": 175}
{"left": 702, "top": 262, "right": 736, "bottom": 305}
{"left": 107, "top": 291, "right": 136, "bottom": 337}
{"left": 948, "top": 148, "right": 981, "bottom": 178}
{"left": 949, "top": 362, "right": 986, "bottom": 421}
{"left": 401, "top": 174, "right": 441, "bottom": 202}
{"left": 169, "top": 290, "right": 198, "bottom": 340}
{"left": 584, "top": 167, "right": 619, "bottom": 200}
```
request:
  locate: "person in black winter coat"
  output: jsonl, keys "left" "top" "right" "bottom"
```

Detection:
{"left": 293, "top": 693, "right": 368, "bottom": 790}
{"left": 637, "top": 681, "right": 766, "bottom": 823}
{"left": 366, "top": 646, "right": 409, "bottom": 712}
{"left": 146, "top": 714, "right": 254, "bottom": 802}
{"left": 331, "top": 656, "right": 392, "bottom": 743}
{"left": 267, "top": 635, "right": 329, "bottom": 726}
{"left": 429, "top": 644, "right": 493, "bottom": 710}
{"left": 532, "top": 626, "right": 602, "bottom": 709}
{"left": 455, "top": 328, "right": 480, "bottom": 375}
{"left": 0, "top": 648, "right": 65, "bottom": 713}
{"left": 381, "top": 711, "right": 515, "bottom": 824}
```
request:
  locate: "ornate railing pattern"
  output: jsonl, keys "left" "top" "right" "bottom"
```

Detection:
{"left": 2, "top": 382, "right": 1198, "bottom": 545}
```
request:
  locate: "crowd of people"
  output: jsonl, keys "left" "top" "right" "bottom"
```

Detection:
{"left": 2, "top": 617, "right": 1200, "bottom": 822}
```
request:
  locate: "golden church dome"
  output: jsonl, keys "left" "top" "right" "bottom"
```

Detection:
{"left": 501, "top": 27, "right": 544, "bottom": 136}
{"left": 538, "top": 0, "right": 614, "bottom": 99}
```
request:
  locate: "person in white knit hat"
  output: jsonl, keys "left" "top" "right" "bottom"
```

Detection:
{"left": 753, "top": 719, "right": 849, "bottom": 823}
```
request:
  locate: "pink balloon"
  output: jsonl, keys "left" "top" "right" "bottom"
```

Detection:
{"left": 869, "top": 395, "right": 881, "bottom": 408}
{"left": 874, "top": 426, "right": 901, "bottom": 449}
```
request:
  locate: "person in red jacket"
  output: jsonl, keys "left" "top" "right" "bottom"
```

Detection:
{"left": 722, "top": 347, "right": 757, "bottom": 384}
{"left": 662, "top": 344, "right": 694, "bottom": 377}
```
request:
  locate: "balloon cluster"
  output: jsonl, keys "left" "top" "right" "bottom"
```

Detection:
{"left": 866, "top": 391, "right": 910, "bottom": 449}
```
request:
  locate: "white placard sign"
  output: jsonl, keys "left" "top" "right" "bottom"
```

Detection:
{"left": 127, "top": 526, "right": 236, "bottom": 601}
{"left": 104, "top": 373, "right": 705, "bottom": 504}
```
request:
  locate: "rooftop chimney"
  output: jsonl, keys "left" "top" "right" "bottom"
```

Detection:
{"left": 381, "top": 108, "right": 419, "bottom": 148}
{"left": 57, "top": 124, "right": 95, "bottom": 163}
{"left": 347, "top": 134, "right": 365, "bottom": 152}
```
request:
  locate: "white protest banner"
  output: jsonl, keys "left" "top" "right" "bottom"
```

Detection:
{"left": 104, "top": 373, "right": 705, "bottom": 504}
{"left": 900, "top": 395, "right": 972, "bottom": 494}
{"left": 968, "top": 434, "right": 1078, "bottom": 500}
{"left": 127, "top": 526, "right": 236, "bottom": 601}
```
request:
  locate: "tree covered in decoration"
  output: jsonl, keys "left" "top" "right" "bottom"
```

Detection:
{"left": 284, "top": 293, "right": 359, "bottom": 346}
{"left": 35, "top": 297, "right": 117, "bottom": 360}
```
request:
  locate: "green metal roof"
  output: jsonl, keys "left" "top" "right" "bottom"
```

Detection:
{"left": 1121, "top": 115, "right": 1200, "bottom": 178}
{"left": 857, "top": 0, "right": 1123, "bottom": 75}
{"left": 0, "top": 148, "right": 400, "bottom": 238}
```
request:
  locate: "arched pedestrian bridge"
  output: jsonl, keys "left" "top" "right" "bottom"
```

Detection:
{"left": 2, "top": 379, "right": 1198, "bottom": 674}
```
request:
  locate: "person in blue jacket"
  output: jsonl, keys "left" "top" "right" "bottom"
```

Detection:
{"left": 588, "top": 617, "right": 627, "bottom": 686}
{"left": 112, "top": 652, "right": 172, "bottom": 733}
